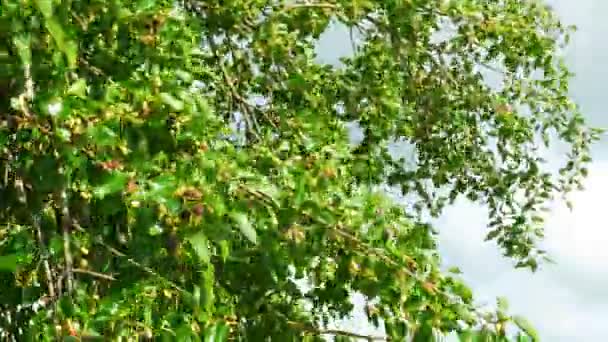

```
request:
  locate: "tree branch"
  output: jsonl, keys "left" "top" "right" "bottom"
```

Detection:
{"left": 205, "top": 35, "right": 261, "bottom": 140}
{"left": 33, "top": 214, "right": 55, "bottom": 298}
{"left": 71, "top": 224, "right": 186, "bottom": 293}
{"left": 72, "top": 268, "right": 116, "bottom": 281}
{"left": 57, "top": 190, "right": 74, "bottom": 295}
{"left": 282, "top": 2, "right": 338, "bottom": 12}
{"left": 288, "top": 321, "right": 388, "bottom": 341}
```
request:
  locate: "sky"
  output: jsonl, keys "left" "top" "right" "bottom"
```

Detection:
{"left": 315, "top": 1, "right": 608, "bottom": 340}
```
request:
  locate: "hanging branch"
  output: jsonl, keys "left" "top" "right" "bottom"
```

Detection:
{"left": 281, "top": 2, "right": 338, "bottom": 12}
{"left": 33, "top": 214, "right": 55, "bottom": 298}
{"left": 101, "top": 240, "right": 185, "bottom": 292}
{"left": 71, "top": 268, "right": 116, "bottom": 281}
{"left": 287, "top": 320, "right": 388, "bottom": 341}
{"left": 205, "top": 35, "right": 262, "bottom": 140}
{"left": 71, "top": 224, "right": 185, "bottom": 293}
{"left": 56, "top": 190, "right": 74, "bottom": 295}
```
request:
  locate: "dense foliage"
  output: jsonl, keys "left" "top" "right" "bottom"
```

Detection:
{"left": 0, "top": 0, "right": 600, "bottom": 340}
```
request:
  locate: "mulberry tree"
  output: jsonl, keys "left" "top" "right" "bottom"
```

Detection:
{"left": 0, "top": 0, "right": 600, "bottom": 340}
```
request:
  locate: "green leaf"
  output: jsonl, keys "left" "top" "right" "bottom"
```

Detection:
{"left": 182, "top": 290, "right": 198, "bottom": 311}
{"left": 497, "top": 296, "right": 509, "bottom": 313}
{"left": 148, "top": 224, "right": 163, "bottom": 236}
{"left": 200, "top": 266, "right": 215, "bottom": 312}
{"left": 34, "top": 0, "right": 54, "bottom": 18}
{"left": 175, "top": 324, "right": 195, "bottom": 341}
{"left": 458, "top": 331, "right": 474, "bottom": 342}
{"left": 229, "top": 212, "right": 257, "bottom": 244}
{"left": 186, "top": 232, "right": 210, "bottom": 264}
{"left": 175, "top": 70, "right": 193, "bottom": 82}
{"left": 146, "top": 174, "right": 177, "bottom": 199}
{"left": 218, "top": 240, "right": 230, "bottom": 262}
{"left": 136, "top": 0, "right": 157, "bottom": 12}
{"left": 517, "top": 333, "right": 533, "bottom": 342}
{"left": 447, "top": 266, "right": 462, "bottom": 274}
{"left": 87, "top": 125, "right": 119, "bottom": 147}
{"left": 56, "top": 128, "right": 71, "bottom": 142}
{"left": 0, "top": 254, "right": 19, "bottom": 272}
{"left": 213, "top": 323, "right": 229, "bottom": 342}
{"left": 93, "top": 172, "right": 130, "bottom": 199}
{"left": 512, "top": 315, "right": 539, "bottom": 341}
{"left": 412, "top": 324, "right": 434, "bottom": 342}
{"left": 204, "top": 322, "right": 228, "bottom": 342}
{"left": 67, "top": 79, "right": 88, "bottom": 98}
{"left": 12, "top": 34, "right": 32, "bottom": 65}
{"left": 160, "top": 92, "right": 185, "bottom": 112}
{"left": 250, "top": 183, "right": 280, "bottom": 209}
{"left": 43, "top": 17, "right": 78, "bottom": 68}
{"left": 294, "top": 175, "right": 307, "bottom": 208}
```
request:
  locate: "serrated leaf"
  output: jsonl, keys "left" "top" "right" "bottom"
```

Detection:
{"left": 230, "top": 212, "right": 257, "bottom": 244}
{"left": 67, "top": 79, "right": 87, "bottom": 98}
{"left": 87, "top": 125, "right": 119, "bottom": 147}
{"left": 258, "top": 183, "right": 280, "bottom": 205}
{"left": 146, "top": 174, "right": 177, "bottom": 199}
{"left": 93, "top": 172, "right": 130, "bottom": 199}
{"left": 186, "top": 232, "right": 210, "bottom": 264}
{"left": 160, "top": 92, "right": 184, "bottom": 111}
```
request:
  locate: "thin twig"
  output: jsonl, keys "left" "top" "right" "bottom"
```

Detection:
{"left": 349, "top": 26, "right": 357, "bottom": 54}
{"left": 282, "top": 2, "right": 338, "bottom": 12}
{"left": 76, "top": 228, "right": 185, "bottom": 293}
{"left": 17, "top": 63, "right": 33, "bottom": 117}
{"left": 206, "top": 36, "right": 261, "bottom": 140}
{"left": 23, "top": 63, "right": 34, "bottom": 100}
{"left": 33, "top": 215, "right": 55, "bottom": 298}
{"left": 71, "top": 268, "right": 117, "bottom": 281}
{"left": 478, "top": 61, "right": 508, "bottom": 75}
{"left": 227, "top": 44, "right": 264, "bottom": 135}
{"left": 287, "top": 320, "right": 388, "bottom": 341}
{"left": 79, "top": 57, "right": 105, "bottom": 76}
